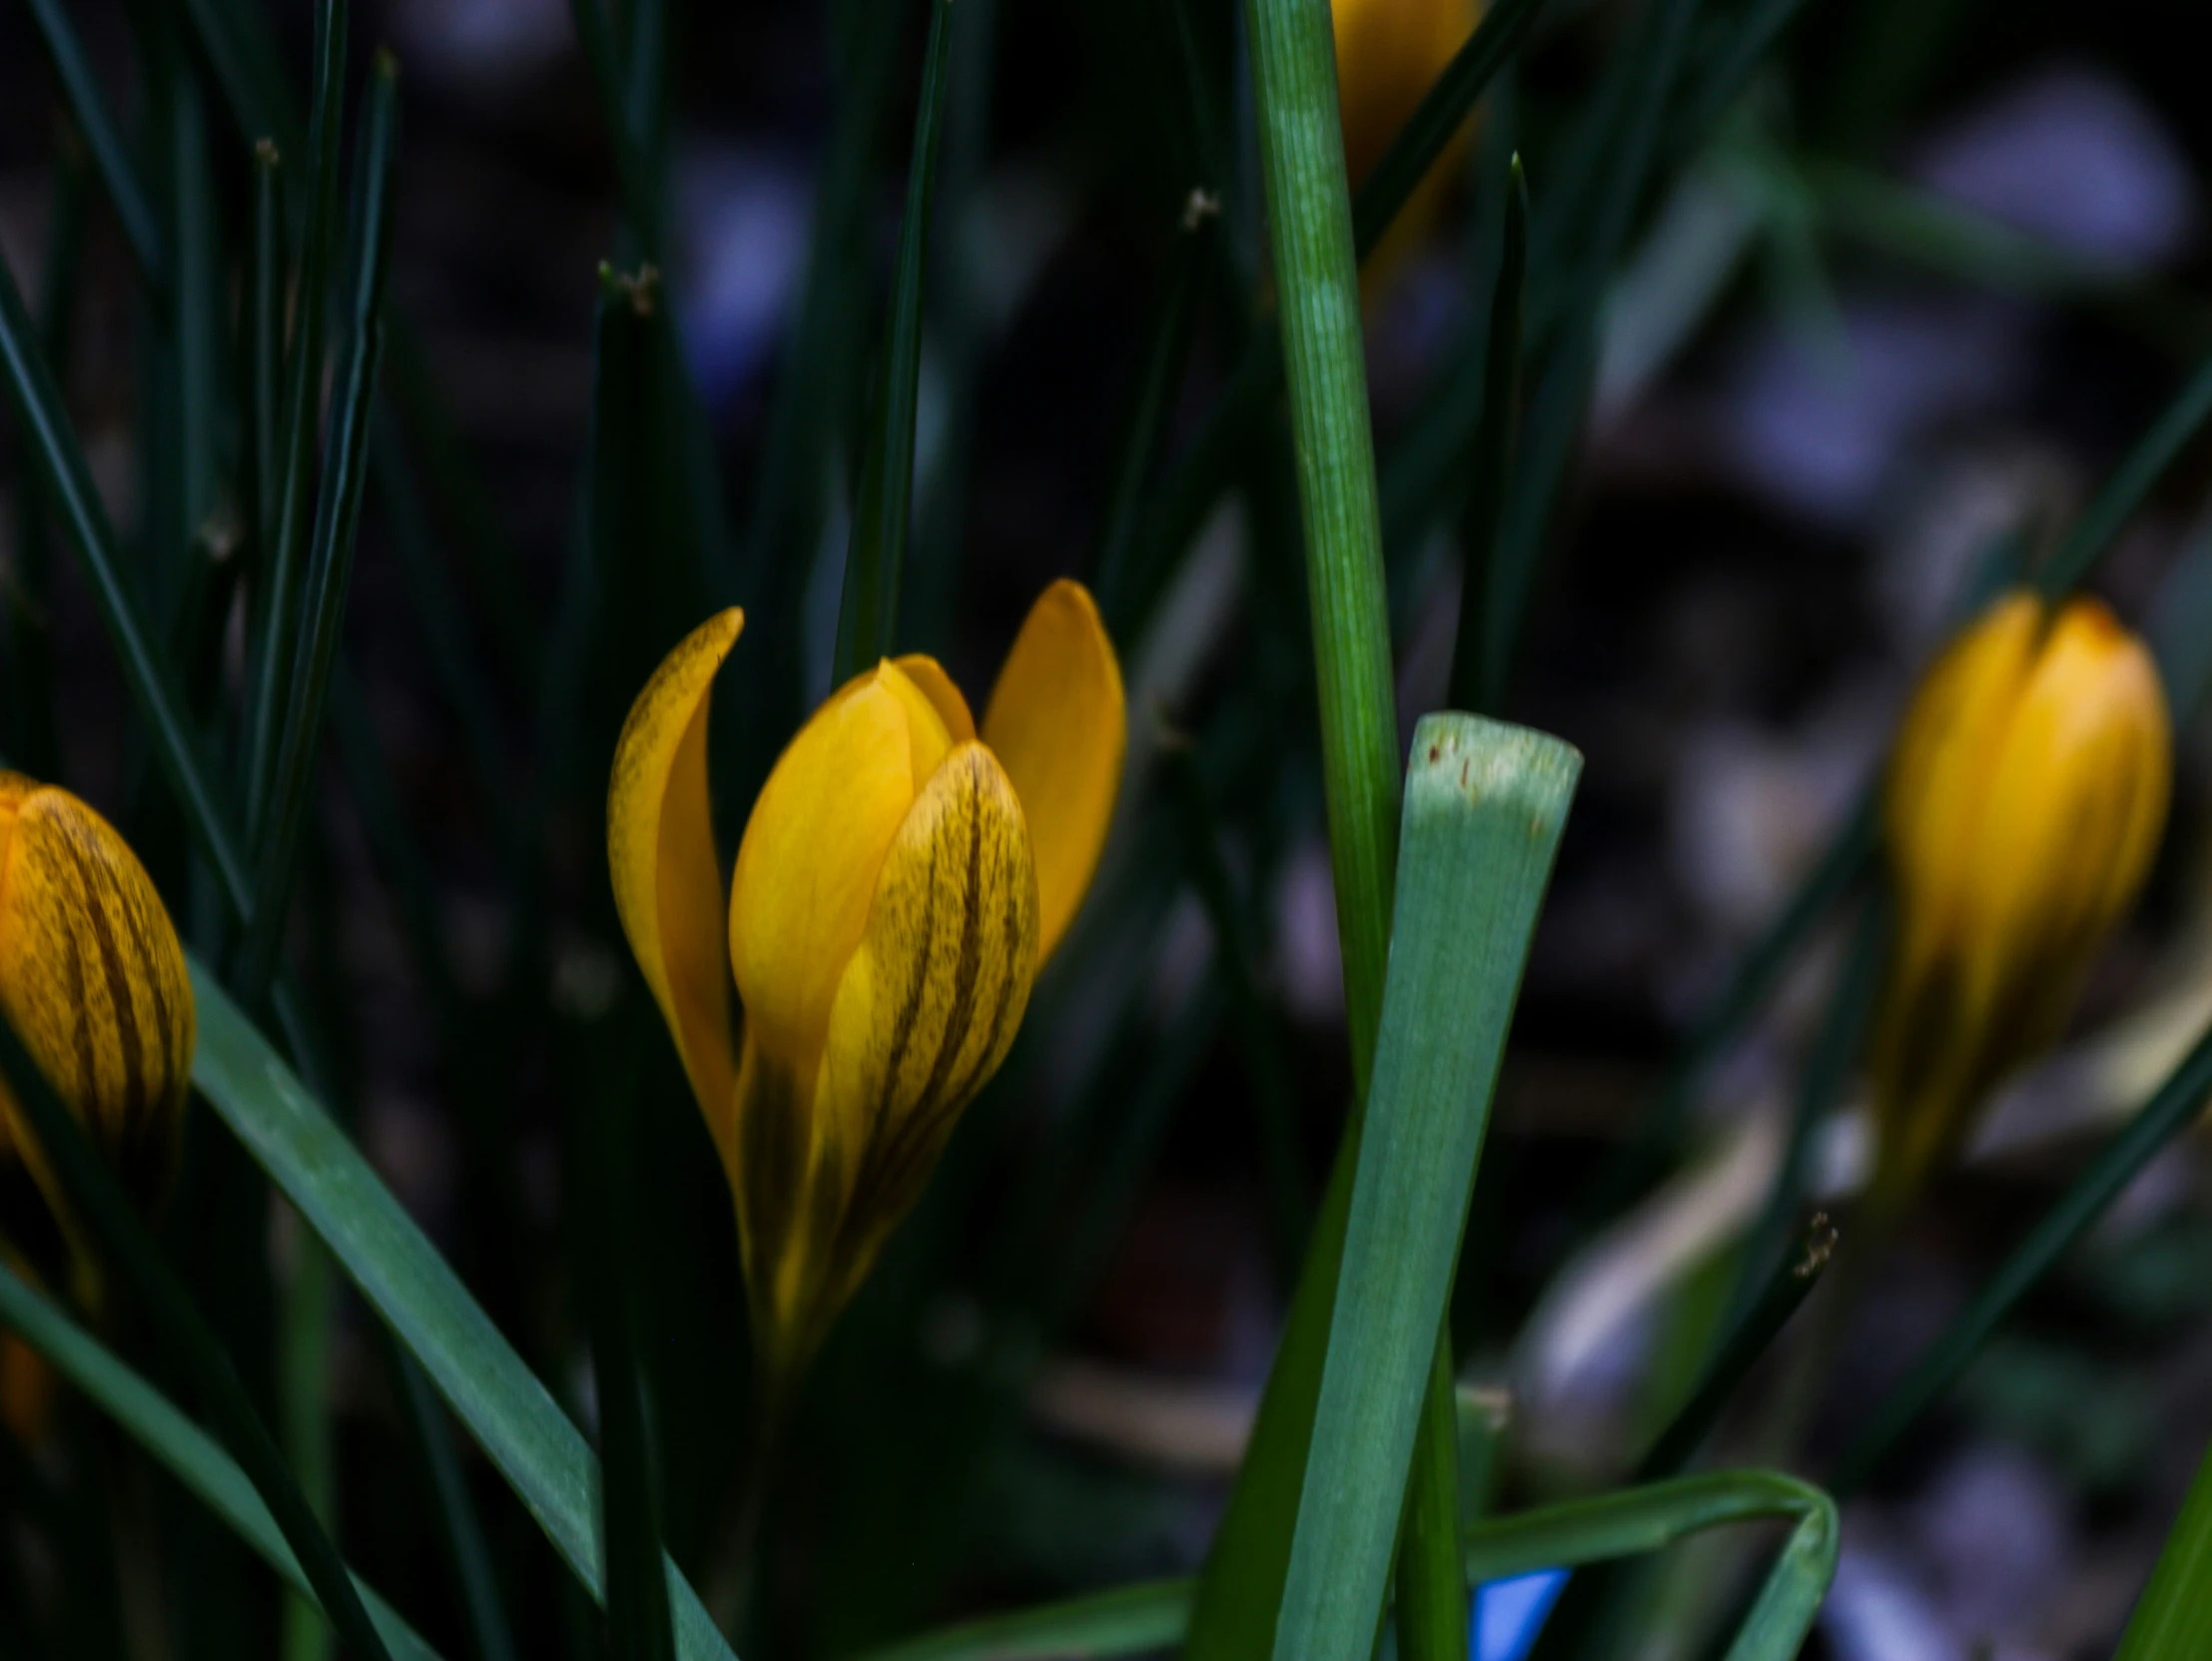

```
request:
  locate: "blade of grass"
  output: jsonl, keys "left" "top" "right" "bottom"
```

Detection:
{"left": 0, "top": 226, "right": 254, "bottom": 913}
{"left": 179, "top": 0, "right": 301, "bottom": 157}
{"left": 1187, "top": 0, "right": 1407, "bottom": 1645}
{"left": 236, "top": 54, "right": 399, "bottom": 1007}
{"left": 568, "top": 1010, "right": 677, "bottom": 1661}
{"left": 0, "top": 1015, "right": 396, "bottom": 1661}
{"left": 1833, "top": 1010, "right": 2212, "bottom": 1496}
{"left": 0, "top": 1262, "right": 442, "bottom": 1661}
{"left": 1090, "top": 204, "right": 1215, "bottom": 624}
{"left": 186, "top": 964, "right": 742, "bottom": 1661}
{"left": 565, "top": 0, "right": 667, "bottom": 256}
{"left": 1396, "top": 1336, "right": 1471, "bottom": 1661}
{"left": 2113, "top": 1438, "right": 2212, "bottom": 1660}
{"left": 246, "top": 0, "right": 352, "bottom": 846}
{"left": 245, "top": 141, "right": 285, "bottom": 571}
{"left": 279, "top": 1237, "right": 339, "bottom": 1661}
{"left": 858, "top": 1469, "right": 1837, "bottom": 1661}
{"left": 168, "top": 56, "right": 222, "bottom": 576}
{"left": 1276, "top": 716, "right": 1581, "bottom": 1661}
{"left": 382, "top": 1333, "right": 520, "bottom": 1661}
{"left": 24, "top": 0, "right": 171, "bottom": 297}
{"left": 1447, "top": 156, "right": 1528, "bottom": 714}
{"left": 834, "top": 0, "right": 955, "bottom": 680}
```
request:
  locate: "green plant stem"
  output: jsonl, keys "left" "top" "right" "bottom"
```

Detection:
{"left": 1396, "top": 1335, "right": 1470, "bottom": 1661}
{"left": 1833, "top": 1011, "right": 2212, "bottom": 1496}
{"left": 0, "top": 1018, "right": 396, "bottom": 1661}
{"left": 835, "top": 0, "right": 955, "bottom": 679}
{"left": 236, "top": 55, "right": 399, "bottom": 1008}
{"left": 246, "top": 0, "right": 350, "bottom": 846}
{"left": 1448, "top": 156, "right": 1528, "bottom": 714}
{"left": 2114, "top": 1437, "right": 2212, "bottom": 1659}
{"left": 246, "top": 141, "right": 285, "bottom": 572}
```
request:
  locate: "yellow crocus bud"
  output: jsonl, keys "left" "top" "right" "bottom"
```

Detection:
{"left": 609, "top": 581, "right": 1125, "bottom": 1380}
{"left": 1333, "top": 0, "right": 1481, "bottom": 291}
{"left": 1870, "top": 592, "right": 2171, "bottom": 1210}
{"left": 0, "top": 773, "right": 196, "bottom": 1309}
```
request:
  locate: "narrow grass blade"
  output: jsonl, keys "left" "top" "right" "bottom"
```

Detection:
{"left": 384, "top": 1335, "right": 520, "bottom": 1661}
{"left": 24, "top": 0, "right": 171, "bottom": 297}
{"left": 2113, "top": 1438, "right": 2212, "bottom": 1660}
{"left": 0, "top": 235, "right": 254, "bottom": 913}
{"left": 1275, "top": 717, "right": 1580, "bottom": 1661}
{"left": 1396, "top": 1335, "right": 1471, "bottom": 1661}
{"left": 237, "top": 55, "right": 399, "bottom": 1006}
{"left": 858, "top": 1470, "right": 1836, "bottom": 1661}
{"left": 246, "top": 140, "right": 286, "bottom": 571}
{"left": 1188, "top": 0, "right": 1406, "bottom": 1646}
{"left": 0, "top": 1016, "right": 397, "bottom": 1661}
{"left": 280, "top": 1238, "right": 340, "bottom": 1661}
{"left": 1090, "top": 206, "right": 1213, "bottom": 626}
{"left": 187, "top": 966, "right": 741, "bottom": 1661}
{"left": 0, "top": 1263, "right": 442, "bottom": 1661}
{"left": 2039, "top": 350, "right": 2212, "bottom": 598}
{"left": 1348, "top": 0, "right": 1550, "bottom": 260}
{"left": 1834, "top": 1011, "right": 2212, "bottom": 1496}
{"left": 835, "top": 0, "right": 955, "bottom": 680}
{"left": 246, "top": 0, "right": 352, "bottom": 845}
{"left": 180, "top": 0, "right": 302, "bottom": 154}
{"left": 568, "top": 1016, "right": 677, "bottom": 1661}
{"left": 566, "top": 0, "right": 667, "bottom": 254}
{"left": 1448, "top": 157, "right": 1528, "bottom": 714}
{"left": 168, "top": 59, "right": 223, "bottom": 566}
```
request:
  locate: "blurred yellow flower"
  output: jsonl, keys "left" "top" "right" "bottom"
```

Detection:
{"left": 609, "top": 580, "right": 1125, "bottom": 1379}
{"left": 1870, "top": 592, "right": 2170, "bottom": 1209}
{"left": 0, "top": 772, "right": 195, "bottom": 1312}
{"left": 1334, "top": 0, "right": 1481, "bottom": 289}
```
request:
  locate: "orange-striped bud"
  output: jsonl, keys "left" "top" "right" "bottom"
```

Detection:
{"left": 0, "top": 773, "right": 196, "bottom": 1306}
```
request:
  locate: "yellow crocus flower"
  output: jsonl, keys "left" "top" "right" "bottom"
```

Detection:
{"left": 609, "top": 580, "right": 1124, "bottom": 1380}
{"left": 0, "top": 773, "right": 195, "bottom": 1298}
{"left": 1334, "top": 0, "right": 1481, "bottom": 290}
{"left": 1870, "top": 591, "right": 2170, "bottom": 1210}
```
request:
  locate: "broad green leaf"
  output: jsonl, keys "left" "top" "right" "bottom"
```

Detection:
{"left": 0, "top": 1263, "right": 441, "bottom": 1661}
{"left": 1275, "top": 715, "right": 1580, "bottom": 1661}
{"left": 188, "top": 962, "right": 741, "bottom": 1661}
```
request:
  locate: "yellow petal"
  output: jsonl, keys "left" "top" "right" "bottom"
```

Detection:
{"left": 981, "top": 580, "right": 1125, "bottom": 963}
{"left": 892, "top": 654, "right": 976, "bottom": 745}
{"left": 607, "top": 610, "right": 743, "bottom": 1136}
{"left": 730, "top": 662, "right": 955, "bottom": 1074}
{"left": 807, "top": 743, "right": 1042, "bottom": 1333}
{"left": 0, "top": 780, "right": 196, "bottom": 1299}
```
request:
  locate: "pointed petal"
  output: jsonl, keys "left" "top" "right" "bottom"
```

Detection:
{"left": 608, "top": 609, "right": 742, "bottom": 1123}
{"left": 811, "top": 743, "right": 1042, "bottom": 1316}
{"left": 981, "top": 580, "right": 1125, "bottom": 962}
{"left": 730, "top": 671, "right": 922, "bottom": 1073}
{"left": 892, "top": 655, "right": 977, "bottom": 745}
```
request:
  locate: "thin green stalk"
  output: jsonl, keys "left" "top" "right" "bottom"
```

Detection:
{"left": 280, "top": 1239, "right": 339, "bottom": 1661}
{"left": 246, "top": 141, "right": 286, "bottom": 572}
{"left": 1833, "top": 1011, "right": 2212, "bottom": 1496}
{"left": 0, "top": 1262, "right": 440, "bottom": 1661}
{"left": 1395, "top": 1336, "right": 1470, "bottom": 1661}
{"left": 835, "top": 0, "right": 956, "bottom": 680}
{"left": 2114, "top": 1438, "right": 2212, "bottom": 1660}
{"left": 0, "top": 232, "right": 255, "bottom": 913}
{"left": 24, "top": 0, "right": 171, "bottom": 297}
{"left": 1448, "top": 157, "right": 1528, "bottom": 714}
{"left": 566, "top": 0, "right": 667, "bottom": 256}
{"left": 1187, "top": 0, "right": 1405, "bottom": 1646}
{"left": 247, "top": 0, "right": 352, "bottom": 846}
{"left": 237, "top": 55, "right": 400, "bottom": 1007}
{"left": 383, "top": 1335, "right": 520, "bottom": 1661}
{"left": 856, "top": 1469, "right": 1837, "bottom": 1661}
{"left": 0, "top": 1017, "right": 395, "bottom": 1661}
{"left": 1091, "top": 208, "right": 1213, "bottom": 621}
{"left": 179, "top": 0, "right": 301, "bottom": 157}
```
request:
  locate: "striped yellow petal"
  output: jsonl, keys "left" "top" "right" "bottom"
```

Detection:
{"left": 0, "top": 776, "right": 195, "bottom": 1302}
{"left": 981, "top": 579, "right": 1125, "bottom": 963}
{"left": 607, "top": 610, "right": 743, "bottom": 1139}
{"left": 729, "top": 660, "right": 956, "bottom": 1077}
